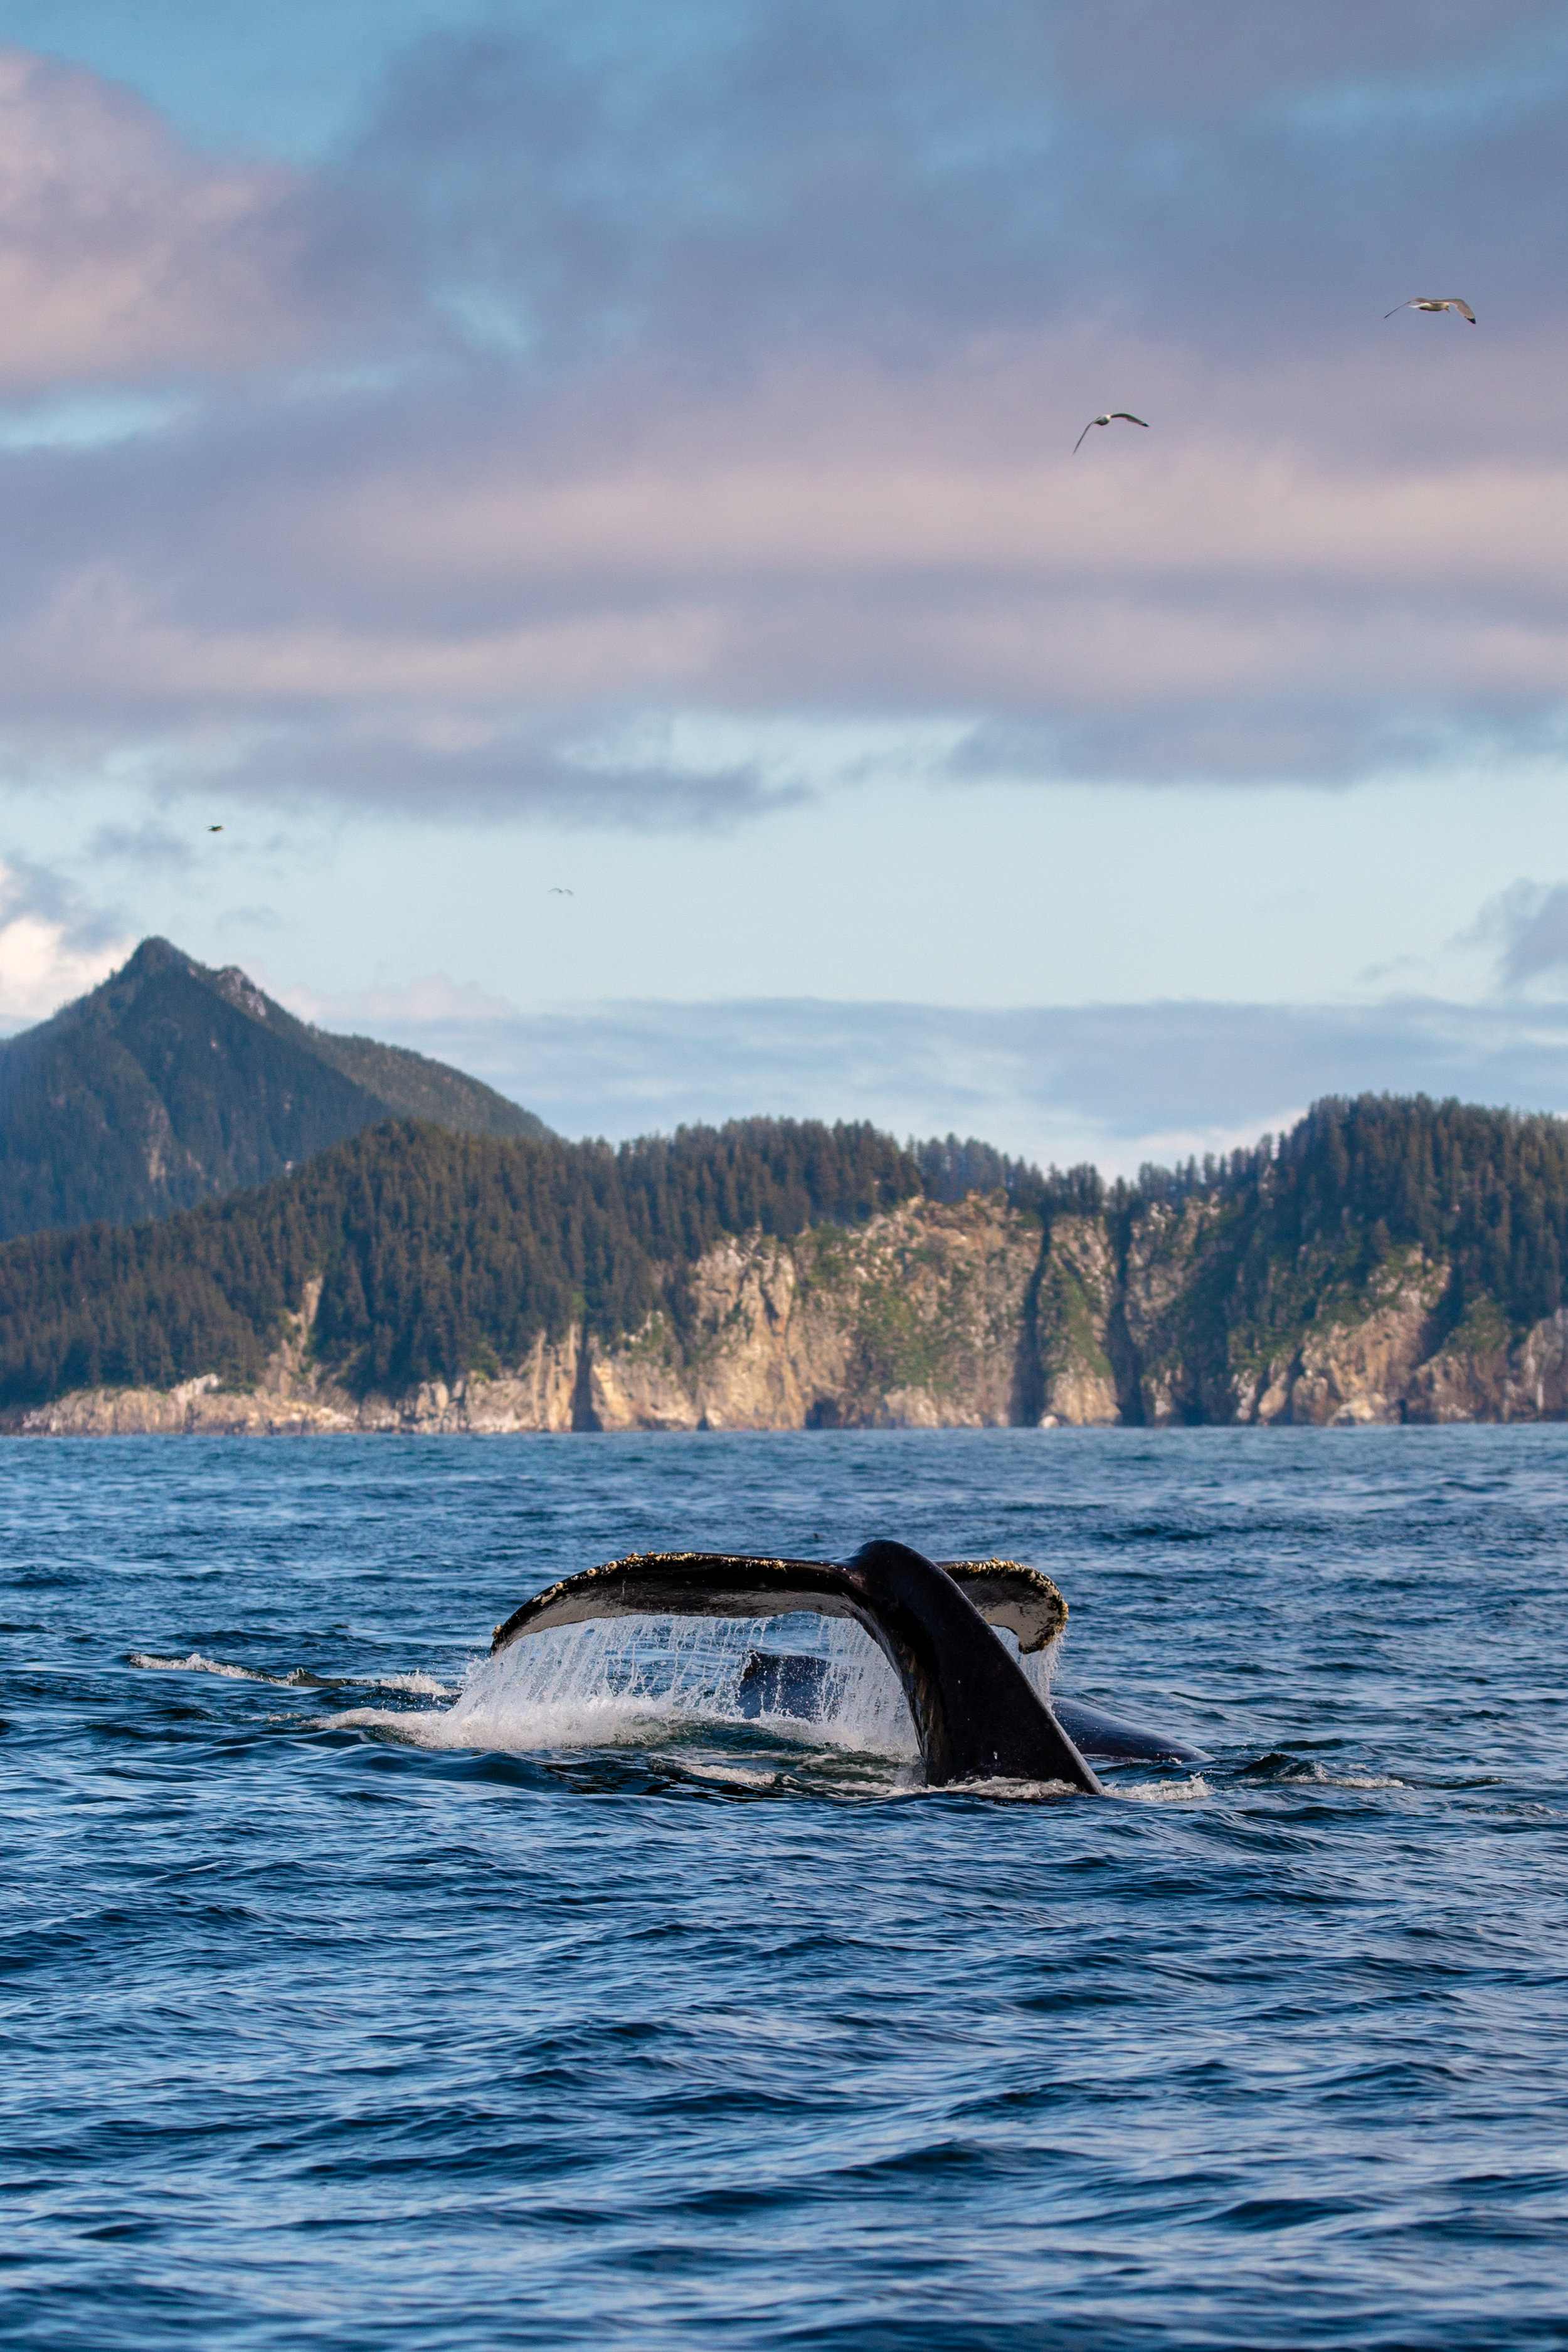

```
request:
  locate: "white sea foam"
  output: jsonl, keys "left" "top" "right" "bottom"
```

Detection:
{"left": 1123, "top": 1774, "right": 1212, "bottom": 1803}
{"left": 901, "top": 1775, "right": 1079, "bottom": 1803}
{"left": 328, "top": 1705, "right": 449, "bottom": 1738}
{"left": 1295, "top": 1763, "right": 1406, "bottom": 1790}
{"left": 667, "top": 1756, "right": 781, "bottom": 1789}
{"left": 129, "top": 1651, "right": 456, "bottom": 1697}
{"left": 130, "top": 1651, "right": 262, "bottom": 1680}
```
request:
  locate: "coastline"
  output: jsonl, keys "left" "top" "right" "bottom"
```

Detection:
{"left": 8, "top": 1192, "right": 1568, "bottom": 1433}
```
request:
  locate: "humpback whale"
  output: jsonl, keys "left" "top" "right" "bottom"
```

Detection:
{"left": 492, "top": 1539, "right": 1108, "bottom": 1793}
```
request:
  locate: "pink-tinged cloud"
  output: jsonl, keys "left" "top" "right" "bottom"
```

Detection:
{"left": 0, "top": 4, "right": 1564, "bottom": 810}
{"left": 0, "top": 47, "right": 369, "bottom": 388}
{"left": 0, "top": 339, "right": 1564, "bottom": 797}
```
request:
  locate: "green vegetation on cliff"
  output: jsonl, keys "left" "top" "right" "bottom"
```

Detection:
{"left": 1127, "top": 1096, "right": 1568, "bottom": 1391}
{"left": 3, "top": 1091, "right": 1568, "bottom": 1418}
{"left": 1248, "top": 1096, "right": 1567, "bottom": 1329}
{"left": 0, "top": 1116, "right": 928, "bottom": 1407}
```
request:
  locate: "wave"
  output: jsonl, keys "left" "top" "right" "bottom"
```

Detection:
{"left": 1239, "top": 1751, "right": 1405, "bottom": 1789}
{"left": 1124, "top": 1773, "right": 1212, "bottom": 1803}
{"left": 898, "top": 1774, "right": 1081, "bottom": 1803}
{"left": 129, "top": 1652, "right": 455, "bottom": 1697}
{"left": 130, "top": 1650, "right": 262, "bottom": 1680}
{"left": 135, "top": 1643, "right": 1391, "bottom": 1801}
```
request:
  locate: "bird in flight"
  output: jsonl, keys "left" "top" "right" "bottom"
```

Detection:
{"left": 1074, "top": 411, "right": 1148, "bottom": 453}
{"left": 1385, "top": 297, "right": 1476, "bottom": 324}
{"left": 548, "top": 886, "right": 573, "bottom": 896}
{"left": 208, "top": 825, "right": 223, "bottom": 832}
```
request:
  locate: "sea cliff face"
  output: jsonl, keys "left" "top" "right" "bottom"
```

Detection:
{"left": 13, "top": 1199, "right": 1040, "bottom": 1435}
{"left": 1032, "top": 1211, "right": 1568, "bottom": 1428}
{"left": 14, "top": 1194, "right": 1568, "bottom": 1434}
{"left": 588, "top": 1196, "right": 1039, "bottom": 1431}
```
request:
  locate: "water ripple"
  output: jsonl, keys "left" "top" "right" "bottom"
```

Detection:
{"left": 3, "top": 1427, "right": 1567, "bottom": 2349}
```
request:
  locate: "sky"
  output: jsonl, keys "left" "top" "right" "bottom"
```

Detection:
{"left": 0, "top": 0, "right": 1565, "bottom": 1170}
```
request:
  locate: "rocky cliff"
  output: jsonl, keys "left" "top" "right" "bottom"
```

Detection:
{"left": 16, "top": 1197, "right": 1040, "bottom": 1434}
{"left": 1030, "top": 1205, "right": 1568, "bottom": 1427}
{"left": 16, "top": 1184, "right": 1568, "bottom": 1434}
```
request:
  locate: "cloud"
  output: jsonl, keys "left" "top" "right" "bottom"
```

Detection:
{"left": 1469, "top": 879, "right": 1568, "bottom": 988}
{"left": 201, "top": 717, "right": 795, "bottom": 826}
{"left": 0, "top": 6, "right": 1564, "bottom": 814}
{"left": 0, "top": 46, "right": 379, "bottom": 390}
{"left": 309, "top": 987, "right": 1568, "bottom": 1174}
{"left": 0, "top": 856, "right": 132, "bottom": 1025}
{"left": 1, "top": 351, "right": 1567, "bottom": 808}
{"left": 213, "top": 903, "right": 283, "bottom": 935}
{"left": 83, "top": 817, "right": 198, "bottom": 870}
{"left": 361, "top": 1, "right": 1567, "bottom": 369}
{"left": 283, "top": 970, "right": 521, "bottom": 1029}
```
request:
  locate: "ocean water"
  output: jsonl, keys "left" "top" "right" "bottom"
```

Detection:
{"left": 3, "top": 1426, "right": 1567, "bottom": 2351}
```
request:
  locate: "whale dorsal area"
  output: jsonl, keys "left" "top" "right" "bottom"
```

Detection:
{"left": 736, "top": 1651, "right": 1210, "bottom": 1764}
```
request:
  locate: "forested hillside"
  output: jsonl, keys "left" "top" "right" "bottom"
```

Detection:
{"left": 4, "top": 1094, "right": 1568, "bottom": 1423}
{"left": 0, "top": 940, "right": 548, "bottom": 1242}
{"left": 0, "top": 1116, "right": 925, "bottom": 1406}
{"left": 1119, "top": 1094, "right": 1568, "bottom": 1366}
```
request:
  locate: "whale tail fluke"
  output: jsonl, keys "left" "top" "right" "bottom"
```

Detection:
{"left": 934, "top": 1558, "right": 1067, "bottom": 1651}
{"left": 492, "top": 1541, "right": 1101, "bottom": 1794}
{"left": 492, "top": 1549, "right": 1067, "bottom": 1652}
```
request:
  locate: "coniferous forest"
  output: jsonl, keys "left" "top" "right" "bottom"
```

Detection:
{"left": 0, "top": 1118, "right": 922, "bottom": 1405}
{"left": 0, "top": 1096, "right": 1566, "bottom": 1411}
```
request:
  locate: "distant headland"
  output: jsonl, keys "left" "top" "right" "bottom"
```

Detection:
{"left": 1, "top": 944, "right": 1566, "bottom": 1433}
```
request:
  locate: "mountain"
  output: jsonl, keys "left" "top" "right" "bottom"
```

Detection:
{"left": 3, "top": 1094, "right": 1568, "bottom": 1431}
{"left": 0, "top": 938, "right": 548, "bottom": 1242}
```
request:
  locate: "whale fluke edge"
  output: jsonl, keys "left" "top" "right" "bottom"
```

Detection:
{"left": 492, "top": 1539, "right": 1103, "bottom": 1794}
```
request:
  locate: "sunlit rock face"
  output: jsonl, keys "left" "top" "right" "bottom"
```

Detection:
{"left": 583, "top": 1197, "right": 1040, "bottom": 1433}
{"left": 15, "top": 1196, "right": 1039, "bottom": 1433}
{"left": 19, "top": 1190, "right": 1568, "bottom": 1436}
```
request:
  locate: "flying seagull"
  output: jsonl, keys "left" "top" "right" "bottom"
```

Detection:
{"left": 1074, "top": 411, "right": 1148, "bottom": 454}
{"left": 548, "top": 886, "right": 573, "bottom": 896}
{"left": 1385, "top": 297, "right": 1476, "bottom": 323}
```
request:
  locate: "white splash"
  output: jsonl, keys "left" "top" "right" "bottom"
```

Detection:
{"left": 332, "top": 1614, "right": 922, "bottom": 1759}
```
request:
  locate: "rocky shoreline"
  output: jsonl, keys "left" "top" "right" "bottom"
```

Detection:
{"left": 9, "top": 1190, "right": 1568, "bottom": 1434}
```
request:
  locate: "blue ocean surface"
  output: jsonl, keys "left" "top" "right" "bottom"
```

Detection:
{"left": 3, "top": 1427, "right": 1567, "bottom": 2350}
